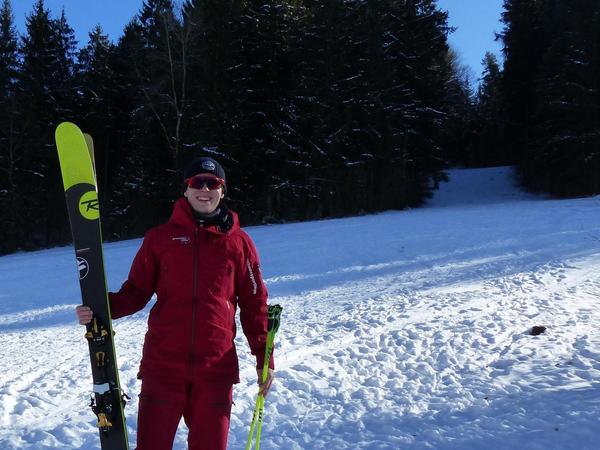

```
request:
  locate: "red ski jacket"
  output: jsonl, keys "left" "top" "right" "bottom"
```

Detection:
{"left": 108, "top": 198, "right": 271, "bottom": 383}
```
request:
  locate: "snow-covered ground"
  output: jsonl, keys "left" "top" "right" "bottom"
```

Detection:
{"left": 1, "top": 166, "right": 600, "bottom": 449}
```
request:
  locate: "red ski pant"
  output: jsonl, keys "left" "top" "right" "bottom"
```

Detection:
{"left": 135, "top": 374, "right": 233, "bottom": 450}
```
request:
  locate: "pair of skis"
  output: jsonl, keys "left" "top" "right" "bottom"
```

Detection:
{"left": 55, "top": 122, "right": 129, "bottom": 450}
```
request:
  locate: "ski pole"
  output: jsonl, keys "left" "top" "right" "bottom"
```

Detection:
{"left": 246, "top": 304, "right": 282, "bottom": 450}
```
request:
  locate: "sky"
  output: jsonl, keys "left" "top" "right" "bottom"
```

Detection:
{"left": 437, "top": 0, "right": 505, "bottom": 79}
{"left": 11, "top": 0, "right": 143, "bottom": 44}
{"left": 10, "top": 0, "right": 504, "bottom": 80}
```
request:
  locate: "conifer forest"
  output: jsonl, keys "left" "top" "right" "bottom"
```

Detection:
{"left": 0, "top": 0, "right": 599, "bottom": 254}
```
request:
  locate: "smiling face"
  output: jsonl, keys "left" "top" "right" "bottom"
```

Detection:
{"left": 184, "top": 174, "right": 225, "bottom": 214}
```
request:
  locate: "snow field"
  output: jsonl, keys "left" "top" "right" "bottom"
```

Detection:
{"left": 1, "top": 166, "right": 600, "bottom": 449}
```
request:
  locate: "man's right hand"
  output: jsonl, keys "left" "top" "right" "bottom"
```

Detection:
{"left": 76, "top": 305, "right": 93, "bottom": 325}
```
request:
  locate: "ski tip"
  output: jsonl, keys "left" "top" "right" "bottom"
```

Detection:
{"left": 55, "top": 121, "right": 81, "bottom": 137}
{"left": 55, "top": 121, "right": 95, "bottom": 191}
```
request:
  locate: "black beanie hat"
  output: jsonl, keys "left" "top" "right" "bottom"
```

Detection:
{"left": 184, "top": 157, "right": 226, "bottom": 181}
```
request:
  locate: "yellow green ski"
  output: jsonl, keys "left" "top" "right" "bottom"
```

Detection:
{"left": 55, "top": 122, "right": 129, "bottom": 450}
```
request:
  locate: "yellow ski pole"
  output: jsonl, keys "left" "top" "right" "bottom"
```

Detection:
{"left": 246, "top": 305, "right": 282, "bottom": 450}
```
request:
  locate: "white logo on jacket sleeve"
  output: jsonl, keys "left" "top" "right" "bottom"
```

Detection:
{"left": 172, "top": 236, "right": 191, "bottom": 245}
{"left": 246, "top": 259, "right": 258, "bottom": 295}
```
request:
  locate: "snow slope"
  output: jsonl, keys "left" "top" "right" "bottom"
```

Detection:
{"left": 1, "top": 166, "right": 600, "bottom": 449}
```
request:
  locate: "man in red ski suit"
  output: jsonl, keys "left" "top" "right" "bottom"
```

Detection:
{"left": 76, "top": 157, "right": 274, "bottom": 450}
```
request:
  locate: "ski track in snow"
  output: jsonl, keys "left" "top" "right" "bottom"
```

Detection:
{"left": 1, "top": 166, "right": 600, "bottom": 449}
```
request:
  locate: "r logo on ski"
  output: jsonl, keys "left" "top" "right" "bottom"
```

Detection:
{"left": 79, "top": 190, "right": 100, "bottom": 220}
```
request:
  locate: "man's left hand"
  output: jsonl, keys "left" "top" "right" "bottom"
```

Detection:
{"left": 257, "top": 368, "right": 274, "bottom": 397}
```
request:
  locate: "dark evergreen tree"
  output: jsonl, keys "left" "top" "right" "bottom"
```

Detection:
{"left": 108, "top": 0, "right": 190, "bottom": 236}
{"left": 76, "top": 26, "right": 124, "bottom": 219}
{"left": 0, "top": 0, "right": 21, "bottom": 253}
{"left": 0, "top": 0, "right": 17, "bottom": 93}
{"left": 13, "top": 0, "right": 78, "bottom": 248}
{"left": 529, "top": 0, "right": 600, "bottom": 195}
{"left": 499, "top": 0, "right": 600, "bottom": 196}
{"left": 226, "top": 0, "right": 299, "bottom": 221}
{"left": 182, "top": 0, "right": 243, "bottom": 157}
{"left": 183, "top": 0, "right": 302, "bottom": 222}
{"left": 289, "top": 0, "right": 455, "bottom": 216}
{"left": 470, "top": 52, "right": 505, "bottom": 166}
{"left": 499, "top": 0, "right": 547, "bottom": 178}
{"left": 373, "top": 0, "right": 452, "bottom": 207}
{"left": 136, "top": 0, "right": 189, "bottom": 172}
{"left": 441, "top": 47, "right": 476, "bottom": 167}
{"left": 286, "top": 0, "right": 356, "bottom": 217}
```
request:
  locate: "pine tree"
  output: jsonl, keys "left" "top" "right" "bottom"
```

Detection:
{"left": 383, "top": 0, "right": 452, "bottom": 206}
{"left": 107, "top": 1, "right": 190, "bottom": 236}
{"left": 0, "top": 0, "right": 21, "bottom": 253}
{"left": 471, "top": 52, "right": 505, "bottom": 166}
{"left": 227, "top": 0, "right": 299, "bottom": 221}
{"left": 136, "top": 0, "right": 189, "bottom": 173}
{"left": 292, "top": 0, "right": 367, "bottom": 217}
{"left": 13, "top": 0, "right": 77, "bottom": 248}
{"left": 76, "top": 25, "right": 123, "bottom": 211}
{"left": 499, "top": 0, "right": 547, "bottom": 178}
{"left": 441, "top": 47, "right": 476, "bottom": 167}
{"left": 183, "top": 0, "right": 300, "bottom": 221}
{"left": 182, "top": 0, "right": 243, "bottom": 158}
{"left": 529, "top": 0, "right": 600, "bottom": 195}
{"left": 0, "top": 0, "right": 17, "bottom": 93}
{"left": 500, "top": 0, "right": 600, "bottom": 196}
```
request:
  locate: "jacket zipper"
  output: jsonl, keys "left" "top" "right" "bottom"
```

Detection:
{"left": 189, "top": 225, "right": 200, "bottom": 378}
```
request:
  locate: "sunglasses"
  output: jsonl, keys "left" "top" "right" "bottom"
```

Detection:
{"left": 185, "top": 175, "right": 225, "bottom": 190}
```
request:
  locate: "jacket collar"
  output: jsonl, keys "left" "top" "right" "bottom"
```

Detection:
{"left": 169, "top": 198, "right": 240, "bottom": 235}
